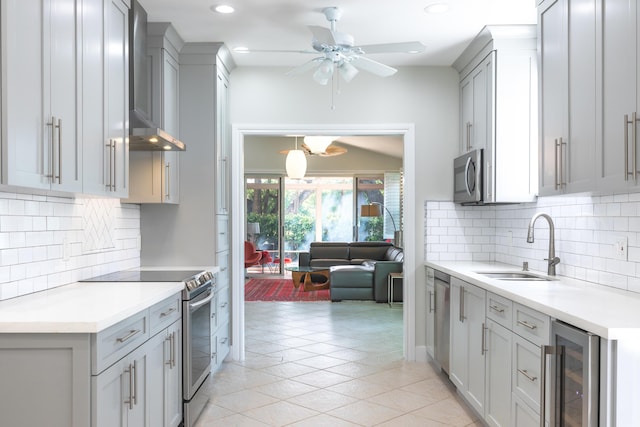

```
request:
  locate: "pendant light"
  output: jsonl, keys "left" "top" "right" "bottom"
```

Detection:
{"left": 285, "top": 136, "right": 307, "bottom": 179}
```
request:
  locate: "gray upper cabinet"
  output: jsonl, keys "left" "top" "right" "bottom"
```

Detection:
{"left": 2, "top": 0, "right": 83, "bottom": 192}
{"left": 538, "top": 0, "right": 596, "bottom": 196}
{"left": 83, "top": 0, "right": 130, "bottom": 198}
{"left": 126, "top": 23, "right": 183, "bottom": 204}
{"left": 454, "top": 25, "right": 538, "bottom": 204}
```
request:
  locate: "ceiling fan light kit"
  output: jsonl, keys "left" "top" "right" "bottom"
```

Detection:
{"left": 303, "top": 136, "right": 336, "bottom": 154}
{"left": 285, "top": 136, "right": 307, "bottom": 179}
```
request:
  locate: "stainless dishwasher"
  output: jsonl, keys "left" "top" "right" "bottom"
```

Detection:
{"left": 434, "top": 270, "right": 450, "bottom": 374}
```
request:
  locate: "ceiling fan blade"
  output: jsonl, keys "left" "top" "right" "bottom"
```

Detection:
{"left": 308, "top": 25, "right": 336, "bottom": 47}
{"left": 285, "top": 58, "right": 323, "bottom": 76}
{"left": 354, "top": 41, "right": 426, "bottom": 54}
{"left": 350, "top": 57, "right": 397, "bottom": 77}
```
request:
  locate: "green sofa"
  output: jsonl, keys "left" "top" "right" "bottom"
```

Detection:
{"left": 298, "top": 242, "right": 404, "bottom": 302}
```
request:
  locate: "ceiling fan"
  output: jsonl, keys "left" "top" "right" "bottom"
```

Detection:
{"left": 263, "top": 7, "right": 426, "bottom": 85}
{"left": 280, "top": 136, "right": 348, "bottom": 157}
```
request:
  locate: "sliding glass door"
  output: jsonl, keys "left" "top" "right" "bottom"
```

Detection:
{"left": 246, "top": 173, "right": 399, "bottom": 274}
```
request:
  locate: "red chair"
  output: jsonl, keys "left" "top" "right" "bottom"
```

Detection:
{"left": 244, "top": 241, "right": 262, "bottom": 268}
{"left": 258, "top": 251, "right": 273, "bottom": 273}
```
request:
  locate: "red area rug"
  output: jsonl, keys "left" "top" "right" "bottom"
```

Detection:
{"left": 245, "top": 278, "right": 330, "bottom": 302}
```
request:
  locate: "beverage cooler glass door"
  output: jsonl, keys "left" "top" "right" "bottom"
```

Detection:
{"left": 542, "top": 320, "right": 599, "bottom": 427}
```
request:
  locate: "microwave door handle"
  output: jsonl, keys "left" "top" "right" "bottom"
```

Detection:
{"left": 464, "top": 156, "right": 473, "bottom": 196}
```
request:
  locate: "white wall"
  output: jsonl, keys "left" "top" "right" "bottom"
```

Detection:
{"left": 0, "top": 191, "right": 140, "bottom": 301}
{"left": 231, "top": 65, "right": 459, "bottom": 355}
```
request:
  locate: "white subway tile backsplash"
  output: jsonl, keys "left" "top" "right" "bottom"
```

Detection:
{"left": 0, "top": 191, "right": 140, "bottom": 301}
{"left": 425, "top": 194, "right": 640, "bottom": 295}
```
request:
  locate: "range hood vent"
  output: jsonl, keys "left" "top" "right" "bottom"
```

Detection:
{"left": 129, "top": 0, "right": 185, "bottom": 151}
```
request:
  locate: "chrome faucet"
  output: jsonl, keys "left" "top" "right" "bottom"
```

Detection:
{"left": 526, "top": 213, "right": 560, "bottom": 276}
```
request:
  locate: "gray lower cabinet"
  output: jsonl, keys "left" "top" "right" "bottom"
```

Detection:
{"left": 485, "top": 319, "right": 512, "bottom": 427}
{"left": 0, "top": 293, "right": 181, "bottom": 427}
{"left": 211, "top": 284, "right": 230, "bottom": 372}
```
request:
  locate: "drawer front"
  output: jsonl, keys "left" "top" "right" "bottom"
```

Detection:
{"left": 486, "top": 292, "right": 513, "bottom": 328}
{"left": 511, "top": 393, "right": 540, "bottom": 427}
{"left": 512, "top": 334, "right": 541, "bottom": 413}
{"left": 149, "top": 294, "right": 181, "bottom": 336}
{"left": 217, "top": 251, "right": 229, "bottom": 288}
{"left": 513, "top": 303, "right": 550, "bottom": 346}
{"left": 216, "top": 215, "right": 229, "bottom": 252}
{"left": 92, "top": 309, "right": 149, "bottom": 375}
{"left": 217, "top": 286, "right": 230, "bottom": 324}
{"left": 212, "top": 322, "right": 230, "bottom": 372}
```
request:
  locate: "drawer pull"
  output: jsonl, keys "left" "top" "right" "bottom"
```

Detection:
{"left": 116, "top": 329, "right": 141, "bottom": 343}
{"left": 518, "top": 368, "right": 537, "bottom": 382}
{"left": 160, "top": 307, "right": 177, "bottom": 317}
{"left": 489, "top": 305, "right": 505, "bottom": 313}
{"left": 220, "top": 337, "right": 228, "bottom": 344}
{"left": 220, "top": 302, "right": 228, "bottom": 308}
{"left": 517, "top": 320, "right": 537, "bottom": 330}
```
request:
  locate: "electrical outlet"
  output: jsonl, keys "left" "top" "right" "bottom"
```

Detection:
{"left": 614, "top": 237, "right": 628, "bottom": 260}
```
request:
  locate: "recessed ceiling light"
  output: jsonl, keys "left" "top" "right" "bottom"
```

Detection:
{"left": 424, "top": 3, "right": 449, "bottom": 14}
{"left": 233, "top": 46, "right": 250, "bottom": 53}
{"left": 213, "top": 4, "right": 235, "bottom": 14}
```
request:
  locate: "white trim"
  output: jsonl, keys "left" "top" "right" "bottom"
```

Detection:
{"left": 230, "top": 123, "right": 417, "bottom": 361}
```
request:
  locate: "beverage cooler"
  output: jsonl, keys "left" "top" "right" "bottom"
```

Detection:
{"left": 542, "top": 320, "right": 599, "bottom": 427}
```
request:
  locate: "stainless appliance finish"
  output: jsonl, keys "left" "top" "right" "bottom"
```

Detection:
{"left": 434, "top": 270, "right": 451, "bottom": 374}
{"left": 541, "top": 320, "right": 599, "bottom": 427}
{"left": 182, "top": 279, "right": 214, "bottom": 427}
{"left": 453, "top": 149, "right": 483, "bottom": 204}
{"left": 129, "top": 0, "right": 185, "bottom": 151}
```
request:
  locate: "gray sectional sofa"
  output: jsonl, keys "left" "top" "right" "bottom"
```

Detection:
{"left": 298, "top": 242, "right": 403, "bottom": 302}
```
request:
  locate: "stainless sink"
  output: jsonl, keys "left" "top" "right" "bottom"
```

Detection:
{"left": 477, "top": 271, "right": 555, "bottom": 281}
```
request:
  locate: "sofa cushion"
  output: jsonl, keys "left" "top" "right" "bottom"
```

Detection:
{"left": 349, "top": 242, "right": 392, "bottom": 261}
{"left": 330, "top": 265, "right": 374, "bottom": 289}
{"left": 309, "top": 242, "right": 350, "bottom": 260}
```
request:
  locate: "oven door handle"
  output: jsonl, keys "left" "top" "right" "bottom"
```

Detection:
{"left": 189, "top": 290, "right": 214, "bottom": 310}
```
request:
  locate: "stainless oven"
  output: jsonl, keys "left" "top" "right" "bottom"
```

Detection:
{"left": 541, "top": 320, "right": 599, "bottom": 427}
{"left": 182, "top": 280, "right": 214, "bottom": 427}
{"left": 454, "top": 148, "right": 483, "bottom": 204}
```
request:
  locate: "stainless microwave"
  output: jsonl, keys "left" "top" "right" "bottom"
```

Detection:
{"left": 454, "top": 149, "right": 483, "bottom": 204}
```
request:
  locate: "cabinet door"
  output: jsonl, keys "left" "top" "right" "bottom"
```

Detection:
{"left": 465, "top": 282, "right": 486, "bottom": 415}
{"left": 215, "top": 69, "right": 230, "bottom": 214}
{"left": 599, "top": 0, "right": 639, "bottom": 190}
{"left": 426, "top": 268, "right": 435, "bottom": 359}
{"left": 538, "top": 0, "right": 568, "bottom": 196}
{"left": 146, "top": 331, "right": 167, "bottom": 427}
{"left": 485, "top": 320, "right": 512, "bottom": 427}
{"left": 450, "top": 278, "right": 486, "bottom": 415}
{"left": 460, "top": 74, "right": 474, "bottom": 153}
{"left": 92, "top": 357, "right": 128, "bottom": 427}
{"left": 459, "top": 58, "right": 488, "bottom": 155}
{"left": 3, "top": 0, "right": 81, "bottom": 191}
{"left": 165, "top": 321, "right": 183, "bottom": 427}
{"left": 449, "top": 279, "right": 467, "bottom": 391}
{"left": 162, "top": 151, "right": 180, "bottom": 204}
{"left": 106, "top": 0, "right": 129, "bottom": 198}
{"left": 161, "top": 51, "right": 180, "bottom": 204}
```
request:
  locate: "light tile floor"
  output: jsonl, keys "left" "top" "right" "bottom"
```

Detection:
{"left": 196, "top": 302, "right": 481, "bottom": 427}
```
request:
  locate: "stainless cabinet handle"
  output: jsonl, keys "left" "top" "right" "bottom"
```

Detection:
{"left": 132, "top": 360, "right": 138, "bottom": 405}
{"left": 634, "top": 112, "right": 639, "bottom": 182}
{"left": 489, "top": 305, "right": 505, "bottom": 313}
{"left": 466, "top": 122, "right": 472, "bottom": 151}
{"left": 160, "top": 307, "right": 176, "bottom": 317}
{"left": 47, "top": 116, "right": 56, "bottom": 181}
{"left": 459, "top": 286, "right": 465, "bottom": 323}
{"left": 125, "top": 363, "right": 134, "bottom": 409}
{"left": 486, "top": 161, "right": 492, "bottom": 200}
{"left": 541, "top": 345, "right": 563, "bottom": 427}
{"left": 112, "top": 140, "right": 117, "bottom": 191}
{"left": 220, "top": 337, "right": 228, "bottom": 344}
{"left": 116, "top": 329, "right": 141, "bottom": 343}
{"left": 54, "top": 118, "right": 62, "bottom": 184}
{"left": 554, "top": 138, "right": 559, "bottom": 190}
{"left": 165, "top": 335, "right": 172, "bottom": 367}
{"left": 517, "top": 320, "right": 537, "bottom": 330}
{"left": 428, "top": 291, "right": 434, "bottom": 313}
{"left": 518, "top": 368, "right": 537, "bottom": 382}
{"left": 625, "top": 114, "right": 631, "bottom": 181}
{"left": 481, "top": 323, "right": 487, "bottom": 356}
{"left": 172, "top": 331, "right": 177, "bottom": 368}
{"left": 165, "top": 162, "right": 170, "bottom": 199}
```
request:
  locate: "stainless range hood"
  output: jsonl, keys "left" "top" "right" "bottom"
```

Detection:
{"left": 129, "top": 0, "right": 185, "bottom": 151}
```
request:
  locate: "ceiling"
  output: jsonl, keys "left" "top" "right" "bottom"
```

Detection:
{"left": 138, "top": 0, "right": 537, "bottom": 68}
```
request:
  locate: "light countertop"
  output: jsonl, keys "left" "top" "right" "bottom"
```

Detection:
{"left": 425, "top": 261, "right": 640, "bottom": 340}
{"left": 0, "top": 266, "right": 220, "bottom": 334}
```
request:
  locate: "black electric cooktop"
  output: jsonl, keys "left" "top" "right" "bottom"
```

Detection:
{"left": 81, "top": 270, "right": 204, "bottom": 282}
